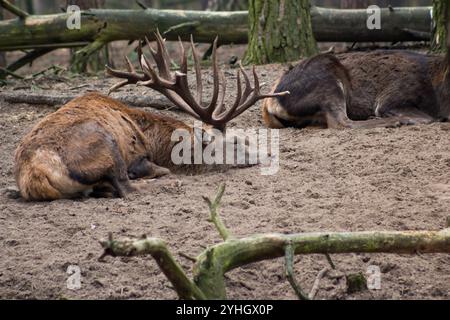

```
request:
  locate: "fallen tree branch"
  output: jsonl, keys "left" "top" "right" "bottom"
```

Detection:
{"left": 101, "top": 184, "right": 450, "bottom": 299}
{"left": 0, "top": 48, "right": 54, "bottom": 80}
{"left": 0, "top": 7, "right": 432, "bottom": 53}
{"left": 0, "top": 91, "right": 175, "bottom": 110}
{"left": 202, "top": 183, "right": 232, "bottom": 241}
{"left": 0, "top": 0, "right": 29, "bottom": 19}
{"left": 0, "top": 67, "right": 23, "bottom": 79}
{"left": 285, "top": 242, "right": 309, "bottom": 300}
{"left": 100, "top": 233, "right": 206, "bottom": 300}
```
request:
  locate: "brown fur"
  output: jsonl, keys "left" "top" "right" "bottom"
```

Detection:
{"left": 14, "top": 92, "right": 222, "bottom": 200}
{"left": 15, "top": 93, "right": 164, "bottom": 200}
{"left": 264, "top": 51, "right": 450, "bottom": 129}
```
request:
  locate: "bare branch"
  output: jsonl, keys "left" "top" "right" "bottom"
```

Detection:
{"left": 285, "top": 242, "right": 309, "bottom": 300}
{"left": 0, "top": 0, "right": 29, "bottom": 19}
{"left": 308, "top": 267, "right": 329, "bottom": 300}
{"left": 325, "top": 253, "right": 336, "bottom": 269}
{"left": 202, "top": 183, "right": 231, "bottom": 241}
{"left": 99, "top": 233, "right": 206, "bottom": 300}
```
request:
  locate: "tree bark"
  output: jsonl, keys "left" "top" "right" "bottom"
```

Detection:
{"left": 244, "top": 0, "right": 318, "bottom": 64}
{"left": 431, "top": 0, "right": 450, "bottom": 53}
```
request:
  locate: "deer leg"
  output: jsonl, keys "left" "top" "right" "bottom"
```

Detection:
{"left": 128, "top": 157, "right": 171, "bottom": 180}
{"left": 104, "top": 144, "right": 137, "bottom": 198}
{"left": 323, "top": 102, "right": 403, "bottom": 129}
{"left": 90, "top": 183, "right": 115, "bottom": 198}
{"left": 375, "top": 105, "right": 435, "bottom": 126}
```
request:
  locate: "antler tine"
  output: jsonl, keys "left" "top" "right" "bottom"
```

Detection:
{"left": 252, "top": 65, "right": 260, "bottom": 94}
{"left": 146, "top": 33, "right": 172, "bottom": 81}
{"left": 106, "top": 33, "right": 289, "bottom": 130}
{"left": 151, "top": 29, "right": 173, "bottom": 80}
{"left": 107, "top": 79, "right": 130, "bottom": 95}
{"left": 105, "top": 59, "right": 146, "bottom": 94}
{"left": 175, "top": 37, "right": 192, "bottom": 96}
{"left": 250, "top": 65, "right": 290, "bottom": 99}
{"left": 190, "top": 34, "right": 203, "bottom": 106}
{"left": 139, "top": 54, "right": 158, "bottom": 85}
{"left": 178, "top": 37, "right": 188, "bottom": 74}
{"left": 124, "top": 56, "right": 135, "bottom": 73}
{"left": 206, "top": 37, "right": 220, "bottom": 113}
{"left": 230, "top": 65, "right": 289, "bottom": 119}
{"left": 212, "top": 69, "right": 227, "bottom": 117}
{"left": 238, "top": 62, "right": 254, "bottom": 105}
{"left": 216, "top": 69, "right": 242, "bottom": 122}
{"left": 137, "top": 52, "right": 202, "bottom": 119}
{"left": 138, "top": 35, "right": 207, "bottom": 118}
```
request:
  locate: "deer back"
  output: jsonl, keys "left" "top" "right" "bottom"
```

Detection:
{"left": 14, "top": 92, "right": 151, "bottom": 200}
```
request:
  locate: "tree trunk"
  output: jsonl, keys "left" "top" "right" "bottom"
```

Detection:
{"left": 244, "top": 0, "right": 318, "bottom": 64}
{"left": 431, "top": 0, "right": 450, "bottom": 53}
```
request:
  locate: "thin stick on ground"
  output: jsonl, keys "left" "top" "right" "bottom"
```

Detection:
{"left": 325, "top": 253, "right": 336, "bottom": 269}
{"left": 308, "top": 267, "right": 329, "bottom": 300}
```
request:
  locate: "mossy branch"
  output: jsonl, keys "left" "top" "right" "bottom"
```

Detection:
{"left": 194, "top": 227, "right": 450, "bottom": 298}
{"left": 285, "top": 242, "right": 309, "bottom": 300}
{"left": 101, "top": 184, "right": 450, "bottom": 300}
{"left": 202, "top": 183, "right": 232, "bottom": 241}
{"left": 99, "top": 233, "right": 206, "bottom": 300}
{"left": 70, "top": 40, "right": 106, "bottom": 73}
{"left": 0, "top": 7, "right": 432, "bottom": 52}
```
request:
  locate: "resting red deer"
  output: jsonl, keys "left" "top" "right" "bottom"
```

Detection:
{"left": 262, "top": 50, "right": 450, "bottom": 129}
{"left": 14, "top": 33, "right": 285, "bottom": 201}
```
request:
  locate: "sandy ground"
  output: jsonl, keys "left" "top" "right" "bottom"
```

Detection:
{"left": 0, "top": 61, "right": 450, "bottom": 300}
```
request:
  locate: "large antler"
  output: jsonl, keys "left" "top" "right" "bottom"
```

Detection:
{"left": 106, "top": 31, "right": 289, "bottom": 130}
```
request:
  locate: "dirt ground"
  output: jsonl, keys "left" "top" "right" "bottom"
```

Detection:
{"left": 0, "top": 56, "right": 450, "bottom": 300}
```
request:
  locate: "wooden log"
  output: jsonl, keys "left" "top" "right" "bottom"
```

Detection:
{"left": 0, "top": 6, "right": 432, "bottom": 52}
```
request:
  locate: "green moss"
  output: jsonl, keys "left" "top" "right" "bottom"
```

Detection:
{"left": 244, "top": 0, "right": 318, "bottom": 64}
{"left": 431, "top": 0, "right": 450, "bottom": 53}
{"left": 346, "top": 272, "right": 367, "bottom": 294}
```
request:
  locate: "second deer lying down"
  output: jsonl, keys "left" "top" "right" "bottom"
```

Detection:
{"left": 262, "top": 50, "right": 450, "bottom": 129}
{"left": 14, "top": 33, "right": 286, "bottom": 201}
